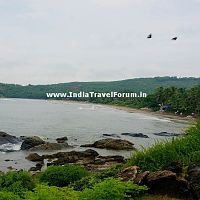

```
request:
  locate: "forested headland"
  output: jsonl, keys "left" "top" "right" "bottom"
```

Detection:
{"left": 0, "top": 76, "right": 200, "bottom": 116}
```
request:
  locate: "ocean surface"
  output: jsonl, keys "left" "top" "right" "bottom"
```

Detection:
{"left": 0, "top": 99, "right": 188, "bottom": 171}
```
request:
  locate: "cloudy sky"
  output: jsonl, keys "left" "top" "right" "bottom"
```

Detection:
{"left": 0, "top": 0, "right": 200, "bottom": 85}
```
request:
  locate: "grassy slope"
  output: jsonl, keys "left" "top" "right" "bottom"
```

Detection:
{"left": 127, "top": 120, "right": 200, "bottom": 171}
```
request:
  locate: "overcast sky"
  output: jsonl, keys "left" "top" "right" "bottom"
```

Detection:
{"left": 0, "top": 0, "right": 200, "bottom": 85}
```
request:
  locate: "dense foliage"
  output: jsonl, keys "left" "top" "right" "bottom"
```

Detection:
{"left": 25, "top": 185, "right": 78, "bottom": 200}
{"left": 40, "top": 165, "right": 88, "bottom": 187}
{"left": 0, "top": 171, "right": 35, "bottom": 197}
{"left": 89, "top": 85, "right": 200, "bottom": 116}
{"left": 0, "top": 77, "right": 199, "bottom": 99}
{"left": 0, "top": 191, "right": 20, "bottom": 200}
{"left": 127, "top": 120, "right": 200, "bottom": 171}
{"left": 78, "top": 178, "right": 148, "bottom": 200}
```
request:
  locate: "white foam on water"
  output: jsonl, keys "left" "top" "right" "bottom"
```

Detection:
{"left": 0, "top": 142, "right": 22, "bottom": 152}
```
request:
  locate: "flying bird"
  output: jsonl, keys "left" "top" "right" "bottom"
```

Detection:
{"left": 171, "top": 37, "right": 178, "bottom": 40}
{"left": 147, "top": 34, "right": 152, "bottom": 39}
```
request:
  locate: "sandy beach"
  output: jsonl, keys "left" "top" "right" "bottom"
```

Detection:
{"left": 51, "top": 100, "right": 195, "bottom": 124}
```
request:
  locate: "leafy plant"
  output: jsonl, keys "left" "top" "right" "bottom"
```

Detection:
{"left": 78, "top": 178, "right": 148, "bottom": 200}
{"left": 0, "top": 170, "right": 35, "bottom": 197}
{"left": 0, "top": 191, "right": 20, "bottom": 200}
{"left": 25, "top": 184, "right": 78, "bottom": 200}
{"left": 40, "top": 164, "right": 88, "bottom": 187}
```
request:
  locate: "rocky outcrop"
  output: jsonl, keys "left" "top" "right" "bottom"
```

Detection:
{"left": 140, "top": 170, "right": 189, "bottom": 198}
{"left": 118, "top": 166, "right": 140, "bottom": 181}
{"left": 20, "top": 136, "right": 45, "bottom": 150}
{"left": 56, "top": 137, "right": 68, "bottom": 143}
{"left": 134, "top": 171, "right": 150, "bottom": 185}
{"left": 187, "top": 162, "right": 200, "bottom": 200}
{"left": 25, "top": 149, "right": 124, "bottom": 172}
{"left": 121, "top": 132, "right": 149, "bottom": 138}
{"left": 45, "top": 149, "right": 99, "bottom": 166}
{"left": 118, "top": 165, "right": 191, "bottom": 198}
{"left": 29, "top": 142, "right": 71, "bottom": 151}
{"left": 0, "top": 131, "right": 20, "bottom": 145}
{"left": 26, "top": 153, "right": 44, "bottom": 162}
{"left": 81, "top": 138, "right": 135, "bottom": 150}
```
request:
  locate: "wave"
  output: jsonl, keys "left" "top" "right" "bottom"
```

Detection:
{"left": 0, "top": 142, "right": 22, "bottom": 152}
{"left": 78, "top": 105, "right": 96, "bottom": 110}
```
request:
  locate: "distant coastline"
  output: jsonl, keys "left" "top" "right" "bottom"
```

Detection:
{"left": 48, "top": 99, "right": 195, "bottom": 123}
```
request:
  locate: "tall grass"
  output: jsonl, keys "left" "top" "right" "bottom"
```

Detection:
{"left": 127, "top": 120, "right": 200, "bottom": 171}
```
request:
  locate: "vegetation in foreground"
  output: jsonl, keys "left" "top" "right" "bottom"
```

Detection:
{"left": 0, "top": 120, "right": 199, "bottom": 199}
{"left": 127, "top": 119, "right": 200, "bottom": 171}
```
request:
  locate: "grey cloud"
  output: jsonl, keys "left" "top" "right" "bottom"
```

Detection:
{"left": 0, "top": 0, "right": 199, "bottom": 84}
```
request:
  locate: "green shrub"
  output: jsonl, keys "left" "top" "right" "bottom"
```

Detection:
{"left": 40, "top": 164, "right": 88, "bottom": 187}
{"left": 78, "top": 178, "right": 148, "bottom": 200}
{"left": 72, "top": 164, "right": 123, "bottom": 191}
{"left": 0, "top": 171, "right": 35, "bottom": 197}
{"left": 25, "top": 184, "right": 78, "bottom": 200}
{"left": 73, "top": 173, "right": 107, "bottom": 191}
{"left": 127, "top": 120, "right": 200, "bottom": 171}
{"left": 0, "top": 191, "right": 20, "bottom": 200}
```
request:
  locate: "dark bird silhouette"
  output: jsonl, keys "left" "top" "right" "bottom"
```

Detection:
{"left": 171, "top": 37, "right": 177, "bottom": 40}
{"left": 147, "top": 34, "right": 152, "bottom": 39}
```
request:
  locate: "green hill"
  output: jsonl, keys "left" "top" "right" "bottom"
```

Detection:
{"left": 0, "top": 76, "right": 200, "bottom": 99}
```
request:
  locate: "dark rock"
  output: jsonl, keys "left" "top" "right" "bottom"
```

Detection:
{"left": 103, "top": 134, "right": 120, "bottom": 138}
{"left": 97, "top": 155, "right": 124, "bottom": 163}
{"left": 187, "top": 162, "right": 200, "bottom": 200}
{"left": 154, "top": 132, "right": 180, "bottom": 137}
{"left": 7, "top": 166, "right": 15, "bottom": 170}
{"left": 81, "top": 138, "right": 135, "bottom": 150}
{"left": 146, "top": 170, "right": 189, "bottom": 198}
{"left": 29, "top": 142, "right": 71, "bottom": 151}
{"left": 162, "top": 161, "right": 183, "bottom": 174}
{"left": 4, "top": 159, "right": 13, "bottom": 162}
{"left": 134, "top": 171, "right": 150, "bottom": 185}
{"left": 44, "top": 149, "right": 99, "bottom": 166}
{"left": 21, "top": 136, "right": 45, "bottom": 150}
{"left": 118, "top": 166, "right": 140, "bottom": 181}
{"left": 26, "top": 153, "right": 44, "bottom": 162}
{"left": 121, "top": 132, "right": 149, "bottom": 138}
{"left": 56, "top": 136, "right": 68, "bottom": 143}
{"left": 84, "top": 149, "right": 99, "bottom": 157}
{"left": 0, "top": 131, "right": 20, "bottom": 145}
{"left": 29, "top": 163, "right": 43, "bottom": 171}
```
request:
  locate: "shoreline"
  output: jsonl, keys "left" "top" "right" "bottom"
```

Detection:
{"left": 0, "top": 97, "right": 195, "bottom": 123}
{"left": 50, "top": 99, "right": 195, "bottom": 123}
{"left": 105, "top": 104, "right": 195, "bottom": 123}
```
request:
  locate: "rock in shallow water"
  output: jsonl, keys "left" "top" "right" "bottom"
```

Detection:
{"left": 102, "top": 133, "right": 120, "bottom": 138}
{"left": 154, "top": 131, "right": 180, "bottom": 137}
{"left": 20, "top": 136, "right": 45, "bottom": 150}
{"left": 121, "top": 132, "right": 149, "bottom": 138}
{"left": 29, "top": 142, "right": 71, "bottom": 151}
{"left": 0, "top": 131, "right": 20, "bottom": 145}
{"left": 56, "top": 136, "right": 68, "bottom": 143}
{"left": 26, "top": 153, "right": 44, "bottom": 162}
{"left": 81, "top": 138, "right": 135, "bottom": 150}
